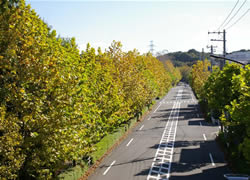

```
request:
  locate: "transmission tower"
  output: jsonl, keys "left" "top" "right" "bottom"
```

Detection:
{"left": 149, "top": 40, "right": 155, "bottom": 55}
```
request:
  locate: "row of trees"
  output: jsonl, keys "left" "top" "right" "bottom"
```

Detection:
{"left": 0, "top": 0, "right": 181, "bottom": 179}
{"left": 190, "top": 60, "right": 250, "bottom": 173}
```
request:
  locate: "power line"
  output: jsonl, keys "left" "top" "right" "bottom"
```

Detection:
{"left": 226, "top": 8, "right": 250, "bottom": 29}
{"left": 217, "top": 0, "right": 240, "bottom": 30}
{"left": 208, "top": 30, "right": 227, "bottom": 69}
{"left": 222, "top": 0, "right": 248, "bottom": 29}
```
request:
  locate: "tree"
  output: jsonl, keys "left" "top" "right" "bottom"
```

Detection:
{"left": 190, "top": 60, "right": 211, "bottom": 99}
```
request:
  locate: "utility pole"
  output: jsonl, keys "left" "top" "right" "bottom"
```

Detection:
{"left": 207, "top": 45, "right": 217, "bottom": 72}
{"left": 202, "top": 48, "right": 205, "bottom": 72}
{"left": 223, "top": 29, "right": 226, "bottom": 64}
{"left": 208, "top": 29, "right": 226, "bottom": 70}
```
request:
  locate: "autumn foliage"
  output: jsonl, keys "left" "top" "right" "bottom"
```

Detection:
{"left": 0, "top": 1, "right": 181, "bottom": 179}
{"left": 191, "top": 60, "right": 250, "bottom": 173}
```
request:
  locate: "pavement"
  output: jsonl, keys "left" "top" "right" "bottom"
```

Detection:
{"left": 88, "top": 82, "right": 229, "bottom": 180}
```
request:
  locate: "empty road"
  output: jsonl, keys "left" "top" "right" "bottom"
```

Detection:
{"left": 88, "top": 82, "right": 229, "bottom": 180}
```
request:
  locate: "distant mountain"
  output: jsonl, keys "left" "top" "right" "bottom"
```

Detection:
{"left": 157, "top": 49, "right": 209, "bottom": 67}
{"left": 226, "top": 49, "right": 250, "bottom": 65}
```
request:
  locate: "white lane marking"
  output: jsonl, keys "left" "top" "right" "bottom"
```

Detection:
{"left": 126, "top": 138, "right": 134, "bottom": 147}
{"left": 200, "top": 122, "right": 202, "bottom": 126}
{"left": 203, "top": 134, "right": 207, "bottom": 141}
{"left": 153, "top": 103, "right": 162, "bottom": 113}
{"left": 147, "top": 117, "right": 151, "bottom": 121}
{"left": 103, "top": 160, "right": 116, "bottom": 175}
{"left": 147, "top": 101, "right": 177, "bottom": 180}
{"left": 168, "top": 102, "right": 181, "bottom": 178}
{"left": 176, "top": 89, "right": 183, "bottom": 100}
{"left": 139, "top": 125, "right": 144, "bottom": 130}
{"left": 147, "top": 100, "right": 182, "bottom": 180}
{"left": 209, "top": 153, "right": 215, "bottom": 166}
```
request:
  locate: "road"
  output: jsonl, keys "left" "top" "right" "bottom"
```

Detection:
{"left": 88, "top": 82, "right": 229, "bottom": 180}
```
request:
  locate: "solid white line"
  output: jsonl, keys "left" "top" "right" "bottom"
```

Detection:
{"left": 200, "top": 122, "right": 202, "bottom": 126}
{"left": 147, "top": 102, "right": 177, "bottom": 180}
{"left": 203, "top": 134, "right": 207, "bottom": 141}
{"left": 103, "top": 160, "right": 116, "bottom": 175}
{"left": 126, "top": 138, "right": 134, "bottom": 147}
{"left": 139, "top": 125, "right": 144, "bottom": 130}
{"left": 209, "top": 153, "right": 215, "bottom": 166}
{"left": 168, "top": 102, "right": 181, "bottom": 178}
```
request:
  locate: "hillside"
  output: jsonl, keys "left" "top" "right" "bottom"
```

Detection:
{"left": 157, "top": 49, "right": 209, "bottom": 67}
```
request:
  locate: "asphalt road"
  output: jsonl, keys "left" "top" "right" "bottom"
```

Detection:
{"left": 88, "top": 82, "right": 229, "bottom": 180}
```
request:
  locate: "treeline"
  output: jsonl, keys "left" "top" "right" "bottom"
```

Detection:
{"left": 157, "top": 49, "right": 209, "bottom": 67}
{"left": 0, "top": 0, "right": 181, "bottom": 179}
{"left": 190, "top": 60, "right": 250, "bottom": 173}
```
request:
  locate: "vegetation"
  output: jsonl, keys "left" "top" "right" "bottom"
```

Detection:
{"left": 190, "top": 60, "right": 250, "bottom": 174}
{"left": 178, "top": 65, "right": 192, "bottom": 83}
{"left": 164, "top": 60, "right": 181, "bottom": 85}
{"left": 190, "top": 60, "right": 211, "bottom": 99}
{"left": 157, "top": 49, "right": 209, "bottom": 67}
{"left": 0, "top": 0, "right": 181, "bottom": 179}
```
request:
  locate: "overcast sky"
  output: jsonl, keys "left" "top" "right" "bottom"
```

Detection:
{"left": 26, "top": 0, "right": 250, "bottom": 54}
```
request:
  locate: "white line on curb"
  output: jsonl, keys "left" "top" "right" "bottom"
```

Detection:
{"left": 209, "top": 153, "right": 215, "bottom": 166}
{"left": 103, "top": 160, "right": 116, "bottom": 175}
{"left": 139, "top": 125, "right": 144, "bottom": 131}
{"left": 126, "top": 138, "right": 134, "bottom": 147}
{"left": 203, "top": 134, "right": 207, "bottom": 141}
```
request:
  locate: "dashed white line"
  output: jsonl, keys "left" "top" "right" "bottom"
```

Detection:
{"left": 147, "top": 117, "right": 151, "bottom": 120}
{"left": 209, "top": 153, "right": 215, "bottom": 166}
{"left": 203, "top": 134, "right": 207, "bottom": 141}
{"left": 126, "top": 138, "right": 134, "bottom": 147}
{"left": 153, "top": 103, "right": 162, "bottom": 113}
{"left": 139, "top": 125, "right": 144, "bottom": 130}
{"left": 103, "top": 160, "right": 116, "bottom": 175}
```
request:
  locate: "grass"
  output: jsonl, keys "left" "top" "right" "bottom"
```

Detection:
{"left": 57, "top": 103, "right": 153, "bottom": 180}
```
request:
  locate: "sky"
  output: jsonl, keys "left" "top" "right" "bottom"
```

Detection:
{"left": 26, "top": 0, "right": 250, "bottom": 55}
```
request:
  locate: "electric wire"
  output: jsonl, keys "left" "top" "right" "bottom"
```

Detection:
{"left": 226, "top": 8, "right": 250, "bottom": 29}
{"left": 217, "top": 0, "right": 240, "bottom": 30}
{"left": 222, "top": 0, "right": 248, "bottom": 29}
